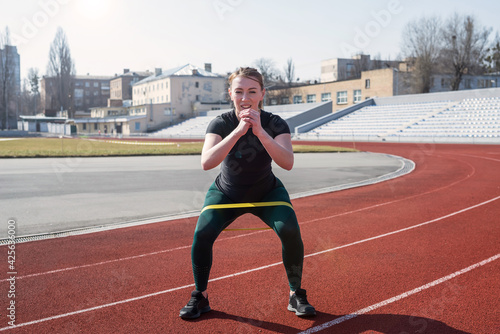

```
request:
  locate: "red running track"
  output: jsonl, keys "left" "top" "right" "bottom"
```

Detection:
{"left": 1, "top": 142, "right": 499, "bottom": 333}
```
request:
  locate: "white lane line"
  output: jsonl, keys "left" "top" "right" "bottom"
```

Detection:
{"left": 0, "top": 195, "right": 498, "bottom": 331}
{"left": 0, "top": 230, "right": 267, "bottom": 282}
{"left": 1, "top": 189, "right": 496, "bottom": 284}
{"left": 298, "top": 253, "right": 500, "bottom": 334}
{"left": 304, "top": 195, "right": 500, "bottom": 259}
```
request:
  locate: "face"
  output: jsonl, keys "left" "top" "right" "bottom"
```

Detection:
{"left": 228, "top": 75, "right": 265, "bottom": 115}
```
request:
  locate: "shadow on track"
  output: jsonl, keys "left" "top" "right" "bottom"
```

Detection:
{"left": 183, "top": 310, "right": 472, "bottom": 333}
{"left": 306, "top": 311, "right": 472, "bottom": 334}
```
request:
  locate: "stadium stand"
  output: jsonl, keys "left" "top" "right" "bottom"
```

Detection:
{"left": 149, "top": 102, "right": 332, "bottom": 139}
{"left": 295, "top": 88, "right": 500, "bottom": 144}
{"left": 148, "top": 88, "right": 499, "bottom": 144}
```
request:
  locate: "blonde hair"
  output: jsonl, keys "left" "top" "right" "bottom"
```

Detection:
{"left": 228, "top": 67, "right": 265, "bottom": 109}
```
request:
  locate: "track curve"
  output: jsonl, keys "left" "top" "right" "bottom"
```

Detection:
{"left": 1, "top": 142, "right": 498, "bottom": 333}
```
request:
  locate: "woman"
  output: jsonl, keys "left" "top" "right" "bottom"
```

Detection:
{"left": 179, "top": 67, "right": 315, "bottom": 319}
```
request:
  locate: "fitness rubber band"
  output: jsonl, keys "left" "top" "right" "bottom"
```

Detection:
{"left": 200, "top": 201, "right": 294, "bottom": 232}
{"left": 201, "top": 201, "right": 293, "bottom": 213}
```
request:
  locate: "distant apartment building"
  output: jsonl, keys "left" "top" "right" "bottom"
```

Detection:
{"left": 109, "top": 69, "right": 151, "bottom": 107}
{"left": 0, "top": 44, "right": 21, "bottom": 128}
{"left": 321, "top": 54, "right": 402, "bottom": 83}
{"left": 74, "top": 64, "right": 227, "bottom": 135}
{"left": 271, "top": 55, "right": 500, "bottom": 112}
{"left": 268, "top": 67, "right": 410, "bottom": 112}
{"left": 41, "top": 74, "right": 113, "bottom": 116}
{"left": 132, "top": 63, "right": 226, "bottom": 114}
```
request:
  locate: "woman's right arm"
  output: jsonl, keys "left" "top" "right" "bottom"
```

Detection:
{"left": 201, "top": 120, "right": 250, "bottom": 170}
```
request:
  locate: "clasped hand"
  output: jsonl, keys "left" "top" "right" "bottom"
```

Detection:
{"left": 237, "top": 108, "right": 265, "bottom": 137}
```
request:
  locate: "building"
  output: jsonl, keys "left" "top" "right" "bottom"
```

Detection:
{"left": 73, "top": 64, "right": 227, "bottom": 136}
{"left": 132, "top": 63, "right": 226, "bottom": 116}
{"left": 109, "top": 69, "right": 151, "bottom": 107}
{"left": 320, "top": 54, "right": 401, "bottom": 83}
{"left": 269, "top": 58, "right": 500, "bottom": 112}
{"left": 429, "top": 73, "right": 499, "bottom": 93}
{"left": 0, "top": 44, "right": 21, "bottom": 129}
{"left": 267, "top": 67, "right": 411, "bottom": 112}
{"left": 41, "top": 74, "right": 113, "bottom": 116}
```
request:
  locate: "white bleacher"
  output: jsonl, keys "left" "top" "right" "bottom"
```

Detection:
{"left": 301, "top": 101, "right": 451, "bottom": 139}
{"left": 149, "top": 107, "right": 305, "bottom": 139}
{"left": 392, "top": 97, "right": 500, "bottom": 139}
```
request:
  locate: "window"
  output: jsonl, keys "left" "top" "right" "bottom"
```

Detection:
{"left": 337, "top": 91, "right": 347, "bottom": 104}
{"left": 353, "top": 90, "right": 361, "bottom": 103}
{"left": 464, "top": 79, "right": 472, "bottom": 89}
{"left": 293, "top": 95, "right": 303, "bottom": 104}
{"left": 83, "top": 123, "right": 87, "bottom": 130}
{"left": 94, "top": 123, "right": 98, "bottom": 130}
{"left": 85, "top": 82, "right": 89, "bottom": 87}
{"left": 346, "top": 64, "right": 355, "bottom": 78}
{"left": 478, "top": 79, "right": 495, "bottom": 88}
{"left": 307, "top": 94, "right": 316, "bottom": 103}
{"left": 321, "top": 93, "right": 331, "bottom": 102}
{"left": 135, "top": 122, "right": 141, "bottom": 131}
{"left": 94, "top": 82, "right": 98, "bottom": 87}
{"left": 365, "top": 79, "right": 370, "bottom": 89}
{"left": 281, "top": 97, "right": 289, "bottom": 104}
{"left": 195, "top": 82, "right": 199, "bottom": 88}
{"left": 270, "top": 98, "right": 277, "bottom": 105}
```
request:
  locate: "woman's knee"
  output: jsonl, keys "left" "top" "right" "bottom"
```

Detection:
{"left": 275, "top": 220, "right": 301, "bottom": 241}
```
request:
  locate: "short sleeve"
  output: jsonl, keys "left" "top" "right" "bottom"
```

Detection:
{"left": 267, "top": 114, "right": 290, "bottom": 138}
{"left": 206, "top": 116, "right": 225, "bottom": 136}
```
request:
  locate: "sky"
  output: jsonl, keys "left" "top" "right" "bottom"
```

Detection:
{"left": 2, "top": 0, "right": 499, "bottom": 84}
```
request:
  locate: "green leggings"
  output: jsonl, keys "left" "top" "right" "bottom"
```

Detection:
{"left": 191, "top": 180, "right": 304, "bottom": 292}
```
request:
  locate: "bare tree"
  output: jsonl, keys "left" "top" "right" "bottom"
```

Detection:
{"left": 283, "top": 58, "right": 295, "bottom": 86}
{"left": 401, "top": 16, "right": 443, "bottom": 93}
{"left": 483, "top": 34, "right": 500, "bottom": 73}
{"left": 253, "top": 58, "right": 279, "bottom": 86}
{"left": 27, "top": 68, "right": 41, "bottom": 115}
{"left": 441, "top": 14, "right": 491, "bottom": 90}
{"left": 47, "top": 27, "right": 75, "bottom": 117}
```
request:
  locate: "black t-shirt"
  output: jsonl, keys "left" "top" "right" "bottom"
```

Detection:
{"left": 206, "top": 109, "right": 290, "bottom": 202}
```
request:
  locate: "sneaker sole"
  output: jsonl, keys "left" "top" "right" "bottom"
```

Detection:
{"left": 179, "top": 306, "right": 211, "bottom": 320}
{"left": 287, "top": 305, "right": 316, "bottom": 317}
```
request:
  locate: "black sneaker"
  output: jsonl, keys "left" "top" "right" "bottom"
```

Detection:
{"left": 287, "top": 288, "right": 316, "bottom": 317}
{"left": 179, "top": 290, "right": 211, "bottom": 319}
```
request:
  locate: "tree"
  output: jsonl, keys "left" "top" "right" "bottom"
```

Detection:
{"left": 253, "top": 58, "right": 279, "bottom": 86}
{"left": 441, "top": 14, "right": 491, "bottom": 90}
{"left": 401, "top": 16, "right": 443, "bottom": 93}
{"left": 27, "top": 68, "right": 41, "bottom": 115}
{"left": 283, "top": 58, "right": 295, "bottom": 86}
{"left": 483, "top": 35, "right": 500, "bottom": 73}
{"left": 47, "top": 27, "right": 75, "bottom": 117}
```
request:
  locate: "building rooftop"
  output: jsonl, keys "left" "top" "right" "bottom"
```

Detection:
{"left": 134, "top": 64, "right": 222, "bottom": 85}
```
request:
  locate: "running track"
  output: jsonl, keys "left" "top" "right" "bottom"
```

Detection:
{"left": 1, "top": 142, "right": 499, "bottom": 333}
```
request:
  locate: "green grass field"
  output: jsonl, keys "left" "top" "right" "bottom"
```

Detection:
{"left": 0, "top": 138, "right": 357, "bottom": 158}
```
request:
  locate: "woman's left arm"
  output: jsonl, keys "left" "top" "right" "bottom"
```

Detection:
{"left": 257, "top": 132, "right": 294, "bottom": 171}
